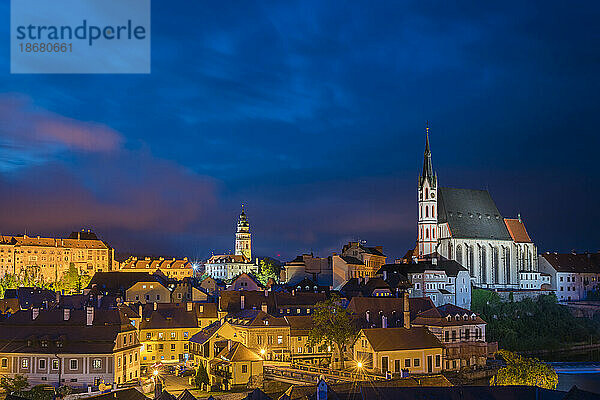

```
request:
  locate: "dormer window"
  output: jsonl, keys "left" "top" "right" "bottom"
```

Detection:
{"left": 41, "top": 340, "right": 48, "bottom": 348}
{"left": 446, "top": 315, "right": 451, "bottom": 321}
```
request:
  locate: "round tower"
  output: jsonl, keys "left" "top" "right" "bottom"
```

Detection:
{"left": 235, "top": 205, "right": 252, "bottom": 260}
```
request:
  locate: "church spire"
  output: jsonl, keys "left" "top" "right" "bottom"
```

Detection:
{"left": 420, "top": 122, "right": 436, "bottom": 188}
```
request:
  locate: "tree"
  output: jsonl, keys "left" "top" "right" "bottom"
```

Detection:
{"left": 195, "top": 362, "right": 209, "bottom": 390}
{"left": 0, "top": 374, "right": 29, "bottom": 393}
{"left": 53, "top": 266, "right": 91, "bottom": 294}
{"left": 256, "top": 259, "right": 279, "bottom": 286}
{"left": 308, "top": 294, "right": 357, "bottom": 370}
{"left": 490, "top": 350, "right": 558, "bottom": 390}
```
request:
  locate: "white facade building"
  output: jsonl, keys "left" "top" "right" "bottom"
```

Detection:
{"left": 539, "top": 252, "right": 600, "bottom": 302}
{"left": 205, "top": 207, "right": 257, "bottom": 280}
{"left": 416, "top": 130, "right": 537, "bottom": 289}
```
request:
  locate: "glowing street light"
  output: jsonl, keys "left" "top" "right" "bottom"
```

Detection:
{"left": 153, "top": 369, "right": 159, "bottom": 376}
{"left": 260, "top": 349, "right": 266, "bottom": 355}
{"left": 357, "top": 361, "right": 363, "bottom": 369}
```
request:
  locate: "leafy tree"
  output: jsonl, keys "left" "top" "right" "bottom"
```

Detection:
{"left": 490, "top": 350, "right": 558, "bottom": 389}
{"left": 256, "top": 260, "right": 279, "bottom": 286}
{"left": 472, "top": 290, "right": 600, "bottom": 351}
{"left": 53, "top": 266, "right": 91, "bottom": 294}
{"left": 195, "top": 362, "right": 209, "bottom": 389}
{"left": 309, "top": 294, "right": 357, "bottom": 370}
{"left": 0, "top": 374, "right": 30, "bottom": 393}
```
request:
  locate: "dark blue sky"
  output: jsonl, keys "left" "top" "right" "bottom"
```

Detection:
{"left": 1, "top": 1, "right": 599, "bottom": 262}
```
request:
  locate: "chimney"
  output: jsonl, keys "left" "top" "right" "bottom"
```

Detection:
{"left": 153, "top": 302, "right": 158, "bottom": 311}
{"left": 139, "top": 305, "right": 143, "bottom": 318}
{"left": 264, "top": 289, "right": 268, "bottom": 297}
{"left": 64, "top": 308, "right": 70, "bottom": 321}
{"left": 432, "top": 258, "right": 438, "bottom": 266}
{"left": 382, "top": 315, "right": 387, "bottom": 329}
{"left": 383, "top": 270, "right": 387, "bottom": 281}
{"left": 403, "top": 292, "right": 410, "bottom": 329}
{"left": 186, "top": 302, "right": 192, "bottom": 312}
{"left": 86, "top": 306, "right": 94, "bottom": 326}
{"left": 32, "top": 308, "right": 39, "bottom": 320}
{"left": 228, "top": 339, "right": 232, "bottom": 352}
{"left": 261, "top": 302, "right": 268, "bottom": 313}
{"left": 240, "top": 295, "right": 245, "bottom": 310}
{"left": 365, "top": 310, "right": 370, "bottom": 323}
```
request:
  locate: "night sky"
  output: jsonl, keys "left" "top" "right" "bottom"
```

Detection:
{"left": 0, "top": 1, "right": 598, "bottom": 262}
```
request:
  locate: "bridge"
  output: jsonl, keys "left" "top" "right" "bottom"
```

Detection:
{"left": 549, "top": 362, "right": 600, "bottom": 374}
{"left": 263, "top": 362, "right": 386, "bottom": 385}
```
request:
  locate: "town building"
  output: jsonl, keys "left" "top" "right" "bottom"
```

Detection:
{"left": 346, "top": 295, "right": 411, "bottom": 330}
{"left": 225, "top": 273, "right": 263, "bottom": 291}
{"left": 0, "top": 231, "right": 114, "bottom": 282}
{"left": 125, "top": 280, "right": 171, "bottom": 304}
{"left": 416, "top": 129, "right": 537, "bottom": 289}
{"left": 377, "top": 259, "right": 471, "bottom": 309}
{"left": 208, "top": 341, "right": 263, "bottom": 391}
{"left": 170, "top": 278, "right": 209, "bottom": 303}
{"left": 119, "top": 257, "right": 194, "bottom": 279}
{"left": 518, "top": 271, "right": 552, "bottom": 290}
{"left": 353, "top": 327, "right": 444, "bottom": 375}
{"left": 86, "top": 272, "right": 167, "bottom": 299}
{"left": 280, "top": 253, "right": 331, "bottom": 287}
{"left": 539, "top": 252, "right": 600, "bottom": 302}
{"left": 411, "top": 304, "right": 495, "bottom": 370}
{"left": 138, "top": 303, "right": 220, "bottom": 367}
{"left": 284, "top": 315, "right": 331, "bottom": 366}
{"left": 0, "top": 307, "right": 140, "bottom": 388}
{"left": 205, "top": 207, "right": 258, "bottom": 280}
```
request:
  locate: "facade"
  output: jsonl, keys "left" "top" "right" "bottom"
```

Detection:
{"left": 119, "top": 257, "right": 194, "bottom": 279}
{"left": 411, "top": 304, "right": 492, "bottom": 370}
{"left": 539, "top": 252, "right": 600, "bottom": 302}
{"left": 0, "top": 307, "right": 140, "bottom": 388}
{"left": 0, "top": 231, "right": 113, "bottom": 282}
{"left": 353, "top": 327, "right": 443, "bottom": 375}
{"left": 208, "top": 342, "right": 263, "bottom": 391}
{"left": 139, "top": 303, "right": 219, "bottom": 367}
{"left": 225, "top": 273, "right": 263, "bottom": 291}
{"left": 284, "top": 316, "right": 332, "bottom": 366}
{"left": 518, "top": 271, "right": 552, "bottom": 290}
{"left": 216, "top": 310, "right": 291, "bottom": 362}
{"left": 171, "top": 279, "right": 209, "bottom": 303}
{"left": 416, "top": 131, "right": 537, "bottom": 289}
{"left": 125, "top": 281, "right": 171, "bottom": 304}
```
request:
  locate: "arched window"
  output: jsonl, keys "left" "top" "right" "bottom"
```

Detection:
{"left": 504, "top": 247, "right": 511, "bottom": 284}
{"left": 425, "top": 187, "right": 428, "bottom": 199}
{"left": 432, "top": 205, "right": 435, "bottom": 217}
{"left": 425, "top": 228, "right": 429, "bottom": 239}
{"left": 426, "top": 206, "right": 429, "bottom": 218}
{"left": 448, "top": 242, "right": 453, "bottom": 259}
{"left": 480, "top": 246, "right": 487, "bottom": 284}
{"left": 493, "top": 247, "right": 500, "bottom": 284}
{"left": 456, "top": 244, "right": 463, "bottom": 265}
{"left": 468, "top": 246, "right": 474, "bottom": 276}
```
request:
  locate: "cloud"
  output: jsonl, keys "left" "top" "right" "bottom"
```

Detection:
{"left": 0, "top": 94, "right": 123, "bottom": 171}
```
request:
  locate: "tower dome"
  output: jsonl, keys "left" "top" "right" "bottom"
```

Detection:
{"left": 235, "top": 204, "right": 252, "bottom": 260}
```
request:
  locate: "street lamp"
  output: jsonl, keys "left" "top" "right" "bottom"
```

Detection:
{"left": 357, "top": 361, "right": 363, "bottom": 369}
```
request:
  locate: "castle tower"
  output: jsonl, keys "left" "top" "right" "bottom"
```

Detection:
{"left": 235, "top": 205, "right": 252, "bottom": 260}
{"left": 418, "top": 125, "right": 438, "bottom": 257}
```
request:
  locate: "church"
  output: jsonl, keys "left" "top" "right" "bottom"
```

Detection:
{"left": 204, "top": 206, "right": 258, "bottom": 280}
{"left": 417, "top": 128, "right": 537, "bottom": 289}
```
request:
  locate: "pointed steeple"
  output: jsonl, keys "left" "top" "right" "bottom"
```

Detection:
{"left": 419, "top": 122, "right": 436, "bottom": 188}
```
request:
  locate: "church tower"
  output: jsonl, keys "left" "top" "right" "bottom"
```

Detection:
{"left": 418, "top": 125, "right": 438, "bottom": 257}
{"left": 235, "top": 205, "right": 252, "bottom": 260}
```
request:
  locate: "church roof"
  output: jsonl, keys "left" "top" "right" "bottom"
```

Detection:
{"left": 437, "top": 187, "right": 512, "bottom": 241}
{"left": 504, "top": 218, "right": 533, "bottom": 243}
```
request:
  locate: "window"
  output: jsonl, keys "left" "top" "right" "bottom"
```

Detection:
{"left": 404, "top": 358, "right": 411, "bottom": 368}
{"left": 278, "top": 336, "right": 283, "bottom": 345}
{"left": 146, "top": 332, "right": 152, "bottom": 339}
{"left": 52, "top": 359, "right": 59, "bottom": 370}
{"left": 242, "top": 364, "right": 248, "bottom": 374}
{"left": 93, "top": 359, "right": 102, "bottom": 369}
{"left": 147, "top": 345, "right": 152, "bottom": 351}
{"left": 395, "top": 359, "right": 401, "bottom": 372}
{"left": 158, "top": 332, "right": 164, "bottom": 339}
{"left": 39, "top": 359, "right": 46, "bottom": 369}
{"left": 70, "top": 359, "right": 78, "bottom": 370}
{"left": 171, "top": 344, "right": 176, "bottom": 350}
{"left": 171, "top": 332, "right": 176, "bottom": 339}
{"left": 435, "top": 355, "right": 441, "bottom": 368}
{"left": 413, "top": 358, "right": 420, "bottom": 367}
{"left": 1, "top": 358, "right": 7, "bottom": 368}
{"left": 21, "top": 359, "right": 29, "bottom": 369}
{"left": 183, "top": 332, "right": 189, "bottom": 339}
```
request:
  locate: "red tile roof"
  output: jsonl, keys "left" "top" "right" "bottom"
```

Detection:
{"left": 504, "top": 218, "right": 532, "bottom": 243}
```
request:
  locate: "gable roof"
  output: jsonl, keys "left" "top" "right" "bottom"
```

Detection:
{"left": 361, "top": 327, "right": 442, "bottom": 351}
{"left": 226, "top": 310, "right": 289, "bottom": 327}
{"left": 87, "top": 272, "right": 166, "bottom": 293}
{"left": 413, "top": 304, "right": 486, "bottom": 326}
{"left": 217, "top": 341, "right": 262, "bottom": 362}
{"left": 505, "top": 218, "right": 533, "bottom": 243}
{"left": 541, "top": 252, "right": 600, "bottom": 273}
{"left": 437, "top": 187, "right": 512, "bottom": 240}
{"left": 86, "top": 388, "right": 149, "bottom": 400}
